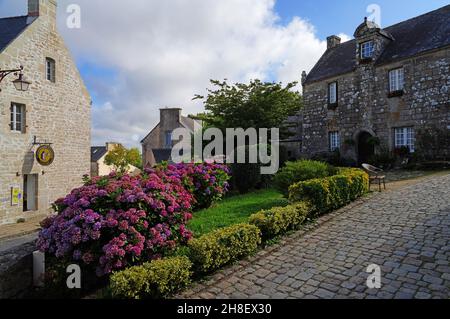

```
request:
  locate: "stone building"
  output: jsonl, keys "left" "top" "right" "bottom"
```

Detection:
{"left": 301, "top": 5, "right": 450, "bottom": 164}
{"left": 0, "top": 0, "right": 91, "bottom": 225}
{"left": 141, "top": 108, "right": 201, "bottom": 167}
{"left": 91, "top": 142, "right": 141, "bottom": 177}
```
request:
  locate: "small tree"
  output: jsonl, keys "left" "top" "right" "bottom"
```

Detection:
{"left": 104, "top": 145, "right": 142, "bottom": 174}
{"left": 194, "top": 79, "right": 302, "bottom": 139}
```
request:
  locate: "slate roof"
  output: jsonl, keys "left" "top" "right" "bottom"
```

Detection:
{"left": 0, "top": 16, "right": 35, "bottom": 53}
{"left": 305, "top": 5, "right": 450, "bottom": 84}
{"left": 91, "top": 146, "right": 107, "bottom": 162}
{"left": 152, "top": 149, "right": 172, "bottom": 163}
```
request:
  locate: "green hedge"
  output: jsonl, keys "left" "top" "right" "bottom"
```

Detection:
{"left": 249, "top": 202, "right": 311, "bottom": 241}
{"left": 289, "top": 168, "right": 369, "bottom": 215}
{"left": 274, "top": 160, "right": 337, "bottom": 196}
{"left": 109, "top": 256, "right": 192, "bottom": 299}
{"left": 188, "top": 223, "right": 261, "bottom": 274}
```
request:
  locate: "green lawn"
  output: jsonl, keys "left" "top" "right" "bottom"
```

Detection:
{"left": 188, "top": 189, "right": 289, "bottom": 237}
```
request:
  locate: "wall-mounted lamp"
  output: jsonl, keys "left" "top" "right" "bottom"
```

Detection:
{"left": 0, "top": 66, "right": 31, "bottom": 92}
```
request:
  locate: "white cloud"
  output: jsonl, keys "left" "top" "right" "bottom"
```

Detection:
{"left": 1, "top": 0, "right": 350, "bottom": 148}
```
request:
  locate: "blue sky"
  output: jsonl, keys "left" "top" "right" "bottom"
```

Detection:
{"left": 275, "top": 0, "right": 450, "bottom": 39}
{"left": 1, "top": 0, "right": 448, "bottom": 147}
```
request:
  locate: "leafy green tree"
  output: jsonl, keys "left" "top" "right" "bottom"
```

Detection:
{"left": 194, "top": 79, "right": 302, "bottom": 138}
{"left": 105, "top": 145, "right": 142, "bottom": 174}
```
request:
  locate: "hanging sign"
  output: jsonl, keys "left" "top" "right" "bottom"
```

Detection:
{"left": 36, "top": 145, "right": 55, "bottom": 166}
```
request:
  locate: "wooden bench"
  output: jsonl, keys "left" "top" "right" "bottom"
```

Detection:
{"left": 362, "top": 163, "right": 386, "bottom": 192}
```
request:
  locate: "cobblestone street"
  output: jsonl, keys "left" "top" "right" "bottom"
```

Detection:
{"left": 180, "top": 173, "right": 450, "bottom": 299}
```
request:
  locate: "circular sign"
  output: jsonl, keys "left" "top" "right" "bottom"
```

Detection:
{"left": 36, "top": 145, "right": 55, "bottom": 166}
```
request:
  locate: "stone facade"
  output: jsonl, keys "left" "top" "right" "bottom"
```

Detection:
{"left": 0, "top": 0, "right": 91, "bottom": 225}
{"left": 141, "top": 108, "right": 200, "bottom": 167}
{"left": 301, "top": 9, "right": 450, "bottom": 163}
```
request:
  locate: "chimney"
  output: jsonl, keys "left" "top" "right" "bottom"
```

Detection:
{"left": 301, "top": 71, "right": 307, "bottom": 86}
{"left": 106, "top": 142, "right": 121, "bottom": 152}
{"left": 160, "top": 107, "right": 182, "bottom": 124}
{"left": 327, "top": 35, "right": 341, "bottom": 49}
{"left": 28, "top": 0, "right": 57, "bottom": 29}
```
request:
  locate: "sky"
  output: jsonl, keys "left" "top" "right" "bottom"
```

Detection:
{"left": 0, "top": 0, "right": 448, "bottom": 148}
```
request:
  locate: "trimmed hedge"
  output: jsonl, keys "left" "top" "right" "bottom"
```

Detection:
{"left": 289, "top": 168, "right": 369, "bottom": 215}
{"left": 274, "top": 160, "right": 337, "bottom": 196}
{"left": 188, "top": 223, "right": 261, "bottom": 274}
{"left": 249, "top": 202, "right": 311, "bottom": 241}
{"left": 109, "top": 256, "right": 192, "bottom": 299}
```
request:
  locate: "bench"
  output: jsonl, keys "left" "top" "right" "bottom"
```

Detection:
{"left": 362, "top": 164, "right": 386, "bottom": 192}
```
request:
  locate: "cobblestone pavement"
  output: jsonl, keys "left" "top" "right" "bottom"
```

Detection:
{"left": 179, "top": 173, "right": 450, "bottom": 299}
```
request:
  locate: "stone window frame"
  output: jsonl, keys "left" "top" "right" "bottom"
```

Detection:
{"left": 46, "top": 57, "right": 56, "bottom": 83}
{"left": 388, "top": 67, "right": 405, "bottom": 97}
{"left": 329, "top": 131, "right": 341, "bottom": 152}
{"left": 394, "top": 127, "right": 415, "bottom": 153}
{"left": 328, "top": 81, "right": 338, "bottom": 109}
{"left": 10, "top": 102, "right": 26, "bottom": 133}
{"left": 360, "top": 41, "right": 375, "bottom": 60}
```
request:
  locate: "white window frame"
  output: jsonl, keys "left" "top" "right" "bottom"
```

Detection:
{"left": 46, "top": 58, "right": 56, "bottom": 82}
{"left": 328, "top": 82, "right": 337, "bottom": 104}
{"left": 10, "top": 103, "right": 25, "bottom": 133}
{"left": 394, "top": 127, "right": 415, "bottom": 153}
{"left": 360, "top": 41, "right": 374, "bottom": 59}
{"left": 389, "top": 68, "right": 404, "bottom": 92}
{"left": 329, "top": 131, "right": 340, "bottom": 152}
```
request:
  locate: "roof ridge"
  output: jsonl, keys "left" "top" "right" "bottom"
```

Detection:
{"left": 383, "top": 4, "right": 449, "bottom": 31}
{"left": 0, "top": 15, "right": 28, "bottom": 20}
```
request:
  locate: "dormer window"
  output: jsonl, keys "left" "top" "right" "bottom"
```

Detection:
{"left": 328, "top": 82, "right": 338, "bottom": 108}
{"left": 360, "top": 41, "right": 374, "bottom": 59}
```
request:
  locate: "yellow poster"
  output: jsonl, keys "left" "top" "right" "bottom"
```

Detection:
{"left": 11, "top": 187, "right": 21, "bottom": 206}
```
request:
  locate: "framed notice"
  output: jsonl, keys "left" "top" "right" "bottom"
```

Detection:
{"left": 11, "top": 187, "right": 22, "bottom": 206}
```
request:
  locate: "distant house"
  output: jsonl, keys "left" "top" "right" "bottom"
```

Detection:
{"left": 141, "top": 108, "right": 201, "bottom": 167}
{"left": 91, "top": 143, "right": 140, "bottom": 177}
{"left": 300, "top": 5, "right": 450, "bottom": 164}
{"left": 0, "top": 0, "right": 91, "bottom": 225}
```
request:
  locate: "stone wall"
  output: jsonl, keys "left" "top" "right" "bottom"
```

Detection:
{"left": 0, "top": 0, "right": 91, "bottom": 225}
{"left": 302, "top": 46, "right": 450, "bottom": 161}
{"left": 0, "top": 236, "right": 36, "bottom": 298}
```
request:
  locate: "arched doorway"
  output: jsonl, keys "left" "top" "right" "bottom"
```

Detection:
{"left": 358, "top": 131, "right": 375, "bottom": 164}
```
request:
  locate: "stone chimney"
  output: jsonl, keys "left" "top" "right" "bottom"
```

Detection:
{"left": 160, "top": 108, "right": 182, "bottom": 125}
{"left": 106, "top": 142, "right": 121, "bottom": 152}
{"left": 301, "top": 71, "right": 307, "bottom": 86}
{"left": 28, "top": 0, "right": 57, "bottom": 30}
{"left": 327, "top": 35, "right": 341, "bottom": 49}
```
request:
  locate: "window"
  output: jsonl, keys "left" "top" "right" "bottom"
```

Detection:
{"left": 395, "top": 127, "right": 415, "bottom": 152}
{"left": 46, "top": 58, "right": 56, "bottom": 82}
{"left": 329, "top": 131, "right": 340, "bottom": 151}
{"left": 10, "top": 103, "right": 25, "bottom": 133}
{"left": 360, "top": 41, "right": 374, "bottom": 59}
{"left": 165, "top": 131, "right": 172, "bottom": 147}
{"left": 389, "top": 68, "right": 404, "bottom": 92}
{"left": 328, "top": 82, "right": 338, "bottom": 105}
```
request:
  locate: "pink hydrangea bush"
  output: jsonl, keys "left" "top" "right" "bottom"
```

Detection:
{"left": 157, "top": 162, "right": 231, "bottom": 209}
{"left": 37, "top": 169, "right": 194, "bottom": 277}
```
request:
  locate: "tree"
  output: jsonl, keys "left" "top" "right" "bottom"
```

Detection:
{"left": 104, "top": 145, "right": 142, "bottom": 174}
{"left": 193, "top": 79, "right": 302, "bottom": 139}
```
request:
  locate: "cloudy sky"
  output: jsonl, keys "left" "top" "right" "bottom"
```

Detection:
{"left": 0, "top": 0, "right": 447, "bottom": 147}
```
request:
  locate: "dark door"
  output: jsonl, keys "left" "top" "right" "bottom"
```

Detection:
{"left": 358, "top": 132, "right": 375, "bottom": 164}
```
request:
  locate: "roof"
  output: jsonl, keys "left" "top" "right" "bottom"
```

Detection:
{"left": 91, "top": 146, "right": 107, "bottom": 162}
{"left": 0, "top": 16, "right": 35, "bottom": 53}
{"left": 305, "top": 5, "right": 450, "bottom": 84}
{"left": 152, "top": 149, "right": 172, "bottom": 163}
